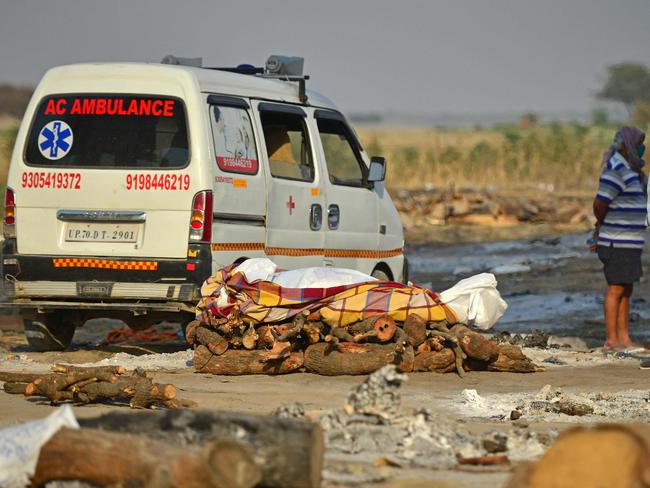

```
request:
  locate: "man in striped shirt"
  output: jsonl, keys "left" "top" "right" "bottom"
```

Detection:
{"left": 593, "top": 126, "right": 647, "bottom": 351}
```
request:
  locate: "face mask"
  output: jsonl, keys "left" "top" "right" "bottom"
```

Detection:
{"left": 638, "top": 144, "right": 646, "bottom": 158}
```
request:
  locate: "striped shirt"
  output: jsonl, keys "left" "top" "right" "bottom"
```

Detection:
{"left": 596, "top": 152, "right": 647, "bottom": 249}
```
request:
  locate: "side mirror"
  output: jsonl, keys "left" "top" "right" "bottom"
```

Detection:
{"left": 368, "top": 156, "right": 386, "bottom": 183}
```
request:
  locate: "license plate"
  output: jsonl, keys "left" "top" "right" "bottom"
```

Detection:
{"left": 77, "top": 282, "right": 113, "bottom": 298}
{"left": 65, "top": 223, "right": 139, "bottom": 243}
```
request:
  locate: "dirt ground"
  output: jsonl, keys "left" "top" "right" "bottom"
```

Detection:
{"left": 1, "top": 226, "right": 649, "bottom": 487}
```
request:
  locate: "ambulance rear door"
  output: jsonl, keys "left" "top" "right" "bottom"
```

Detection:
{"left": 14, "top": 94, "right": 199, "bottom": 260}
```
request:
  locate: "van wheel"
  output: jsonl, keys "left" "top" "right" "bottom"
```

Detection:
{"left": 371, "top": 268, "right": 391, "bottom": 282}
{"left": 23, "top": 313, "right": 76, "bottom": 352}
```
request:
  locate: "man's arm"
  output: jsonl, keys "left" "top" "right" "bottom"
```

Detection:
{"left": 593, "top": 198, "right": 609, "bottom": 226}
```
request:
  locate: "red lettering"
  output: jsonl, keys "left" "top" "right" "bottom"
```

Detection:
{"left": 162, "top": 100, "right": 174, "bottom": 117}
{"left": 82, "top": 98, "right": 96, "bottom": 114}
{"left": 139, "top": 99, "right": 152, "bottom": 116}
{"left": 70, "top": 99, "right": 81, "bottom": 114}
{"left": 44, "top": 99, "right": 56, "bottom": 115}
{"left": 106, "top": 99, "right": 118, "bottom": 115}
{"left": 151, "top": 100, "right": 163, "bottom": 116}
{"left": 96, "top": 98, "right": 107, "bottom": 115}
{"left": 55, "top": 99, "right": 67, "bottom": 115}
{"left": 117, "top": 99, "right": 128, "bottom": 115}
{"left": 127, "top": 99, "right": 139, "bottom": 115}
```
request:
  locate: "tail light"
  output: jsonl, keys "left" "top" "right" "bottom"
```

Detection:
{"left": 189, "top": 190, "right": 213, "bottom": 243}
{"left": 4, "top": 187, "right": 15, "bottom": 238}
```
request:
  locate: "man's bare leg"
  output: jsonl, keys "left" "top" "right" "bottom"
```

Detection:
{"left": 604, "top": 284, "right": 624, "bottom": 349}
{"left": 617, "top": 284, "right": 637, "bottom": 348}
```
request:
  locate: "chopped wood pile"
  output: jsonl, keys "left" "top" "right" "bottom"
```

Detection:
{"left": 0, "top": 364, "right": 197, "bottom": 409}
{"left": 188, "top": 311, "right": 540, "bottom": 376}
{"left": 394, "top": 189, "right": 591, "bottom": 227}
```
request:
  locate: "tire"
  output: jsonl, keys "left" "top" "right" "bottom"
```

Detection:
{"left": 23, "top": 312, "right": 76, "bottom": 352}
{"left": 371, "top": 268, "right": 391, "bottom": 282}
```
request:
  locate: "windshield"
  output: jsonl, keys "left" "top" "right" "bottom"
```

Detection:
{"left": 24, "top": 94, "right": 189, "bottom": 169}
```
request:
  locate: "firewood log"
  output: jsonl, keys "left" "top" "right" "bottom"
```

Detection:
{"left": 451, "top": 325, "right": 500, "bottom": 363}
{"left": 487, "top": 344, "right": 541, "bottom": 373}
{"left": 0, "top": 372, "right": 44, "bottom": 383}
{"left": 32, "top": 427, "right": 261, "bottom": 488}
{"left": 194, "top": 325, "right": 229, "bottom": 355}
{"left": 79, "top": 409, "right": 324, "bottom": 488}
{"left": 242, "top": 325, "right": 259, "bottom": 350}
{"left": 348, "top": 315, "right": 397, "bottom": 343}
{"left": 194, "top": 345, "right": 304, "bottom": 375}
{"left": 404, "top": 314, "right": 427, "bottom": 347}
{"left": 413, "top": 349, "right": 456, "bottom": 373}
{"left": 256, "top": 325, "right": 294, "bottom": 348}
{"left": 3, "top": 382, "right": 28, "bottom": 394}
{"left": 302, "top": 321, "right": 323, "bottom": 344}
{"left": 184, "top": 319, "right": 201, "bottom": 344}
{"left": 304, "top": 342, "right": 414, "bottom": 375}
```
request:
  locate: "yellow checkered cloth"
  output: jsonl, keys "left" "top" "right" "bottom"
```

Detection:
{"left": 197, "top": 265, "right": 455, "bottom": 327}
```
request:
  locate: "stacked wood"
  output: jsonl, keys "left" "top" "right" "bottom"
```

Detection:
{"left": 189, "top": 310, "right": 539, "bottom": 376}
{"left": 1, "top": 364, "right": 197, "bottom": 409}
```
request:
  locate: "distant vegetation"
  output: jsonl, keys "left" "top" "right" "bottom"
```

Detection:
{"left": 358, "top": 123, "right": 631, "bottom": 192}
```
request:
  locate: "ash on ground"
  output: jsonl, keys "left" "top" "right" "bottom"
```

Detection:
{"left": 458, "top": 384, "right": 650, "bottom": 423}
{"left": 275, "top": 365, "right": 553, "bottom": 486}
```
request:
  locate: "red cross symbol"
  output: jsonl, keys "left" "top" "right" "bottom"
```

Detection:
{"left": 286, "top": 195, "right": 295, "bottom": 215}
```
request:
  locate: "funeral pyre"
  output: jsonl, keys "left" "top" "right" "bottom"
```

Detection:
{"left": 187, "top": 259, "right": 540, "bottom": 376}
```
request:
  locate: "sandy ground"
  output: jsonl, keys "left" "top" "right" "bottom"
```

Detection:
{"left": 1, "top": 228, "right": 649, "bottom": 487}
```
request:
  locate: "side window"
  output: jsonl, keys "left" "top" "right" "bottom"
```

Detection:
{"left": 260, "top": 111, "right": 314, "bottom": 182}
{"left": 210, "top": 106, "right": 258, "bottom": 174}
{"left": 317, "top": 118, "right": 366, "bottom": 187}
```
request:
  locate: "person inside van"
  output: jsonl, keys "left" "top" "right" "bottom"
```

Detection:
{"left": 591, "top": 126, "right": 647, "bottom": 352}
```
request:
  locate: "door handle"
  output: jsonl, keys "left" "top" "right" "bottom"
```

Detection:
{"left": 328, "top": 204, "right": 340, "bottom": 230}
{"left": 310, "top": 204, "right": 322, "bottom": 231}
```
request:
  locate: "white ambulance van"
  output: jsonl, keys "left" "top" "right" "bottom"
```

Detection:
{"left": 1, "top": 56, "right": 406, "bottom": 351}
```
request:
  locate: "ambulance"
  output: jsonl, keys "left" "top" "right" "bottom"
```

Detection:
{"left": 1, "top": 55, "right": 406, "bottom": 351}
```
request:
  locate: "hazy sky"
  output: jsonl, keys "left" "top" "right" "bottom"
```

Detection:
{"left": 1, "top": 0, "right": 649, "bottom": 116}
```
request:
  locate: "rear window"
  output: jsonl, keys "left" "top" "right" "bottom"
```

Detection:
{"left": 24, "top": 94, "right": 189, "bottom": 169}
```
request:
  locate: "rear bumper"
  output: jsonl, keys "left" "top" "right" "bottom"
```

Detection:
{"left": 1, "top": 239, "right": 210, "bottom": 305}
{"left": 3, "top": 298, "right": 195, "bottom": 313}
{"left": 2, "top": 240, "right": 211, "bottom": 284}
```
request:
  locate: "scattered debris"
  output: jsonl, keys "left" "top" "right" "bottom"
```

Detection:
{"left": 493, "top": 330, "right": 550, "bottom": 348}
{"left": 1, "top": 364, "right": 197, "bottom": 409}
{"left": 275, "top": 366, "right": 554, "bottom": 485}
{"left": 393, "top": 189, "right": 590, "bottom": 229}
